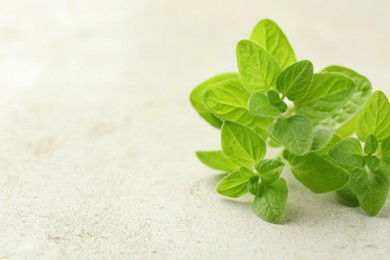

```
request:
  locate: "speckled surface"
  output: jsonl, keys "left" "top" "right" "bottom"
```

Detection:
{"left": 1, "top": 0, "right": 390, "bottom": 259}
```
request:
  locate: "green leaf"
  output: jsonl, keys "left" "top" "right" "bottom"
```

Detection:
{"left": 252, "top": 178, "right": 288, "bottom": 224}
{"left": 267, "top": 90, "right": 281, "bottom": 105}
{"left": 202, "top": 78, "right": 246, "bottom": 116}
{"left": 236, "top": 40, "right": 280, "bottom": 92}
{"left": 322, "top": 66, "right": 372, "bottom": 129}
{"left": 365, "top": 156, "right": 380, "bottom": 171}
{"left": 196, "top": 151, "right": 239, "bottom": 172}
{"left": 276, "top": 60, "right": 313, "bottom": 101}
{"left": 350, "top": 168, "right": 389, "bottom": 216}
{"left": 381, "top": 137, "right": 390, "bottom": 164}
{"left": 202, "top": 78, "right": 272, "bottom": 136}
{"left": 295, "top": 73, "right": 355, "bottom": 123}
{"left": 269, "top": 115, "right": 313, "bottom": 155}
{"left": 364, "top": 135, "right": 378, "bottom": 155}
{"left": 329, "top": 137, "right": 364, "bottom": 168}
{"left": 379, "top": 160, "right": 390, "bottom": 178}
{"left": 276, "top": 102, "right": 287, "bottom": 113}
{"left": 221, "top": 121, "right": 266, "bottom": 168}
{"left": 311, "top": 124, "right": 334, "bottom": 152}
{"left": 190, "top": 73, "right": 238, "bottom": 128}
{"left": 248, "top": 92, "right": 280, "bottom": 118}
{"left": 356, "top": 91, "right": 390, "bottom": 142}
{"left": 247, "top": 176, "right": 261, "bottom": 196}
{"left": 249, "top": 19, "right": 296, "bottom": 69}
{"left": 216, "top": 167, "right": 257, "bottom": 198}
{"left": 336, "top": 181, "right": 360, "bottom": 207}
{"left": 255, "top": 159, "right": 285, "bottom": 185}
{"left": 285, "top": 151, "right": 350, "bottom": 193}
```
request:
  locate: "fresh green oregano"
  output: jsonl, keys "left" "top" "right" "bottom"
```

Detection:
{"left": 190, "top": 19, "right": 389, "bottom": 223}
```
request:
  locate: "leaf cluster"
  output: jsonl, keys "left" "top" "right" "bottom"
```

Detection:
{"left": 190, "top": 19, "right": 389, "bottom": 223}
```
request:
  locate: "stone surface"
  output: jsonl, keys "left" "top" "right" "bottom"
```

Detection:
{"left": 0, "top": 0, "right": 390, "bottom": 259}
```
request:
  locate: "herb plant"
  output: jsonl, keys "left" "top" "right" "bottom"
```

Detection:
{"left": 190, "top": 19, "right": 390, "bottom": 223}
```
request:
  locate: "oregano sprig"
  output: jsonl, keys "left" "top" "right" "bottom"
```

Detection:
{"left": 190, "top": 19, "right": 389, "bottom": 223}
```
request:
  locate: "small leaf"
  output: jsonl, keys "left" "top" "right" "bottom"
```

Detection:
{"left": 248, "top": 92, "right": 280, "bottom": 118}
{"left": 216, "top": 167, "right": 257, "bottom": 198}
{"left": 247, "top": 176, "right": 261, "bottom": 196}
{"left": 356, "top": 91, "right": 390, "bottom": 142}
{"left": 322, "top": 66, "right": 372, "bottom": 130}
{"left": 202, "top": 78, "right": 272, "bottom": 135}
{"left": 196, "top": 151, "right": 239, "bottom": 172}
{"left": 237, "top": 40, "right": 280, "bottom": 92}
{"left": 190, "top": 73, "right": 238, "bottom": 128}
{"left": 267, "top": 90, "right": 281, "bottom": 105}
{"left": 295, "top": 73, "right": 355, "bottom": 123}
{"left": 350, "top": 168, "right": 389, "bottom": 216}
{"left": 221, "top": 121, "right": 266, "bottom": 168}
{"left": 255, "top": 159, "right": 285, "bottom": 185}
{"left": 249, "top": 19, "right": 296, "bottom": 69}
{"left": 381, "top": 137, "right": 390, "bottom": 164}
{"left": 329, "top": 137, "right": 364, "bottom": 168}
{"left": 276, "top": 60, "right": 313, "bottom": 101}
{"left": 311, "top": 124, "right": 334, "bottom": 152}
{"left": 276, "top": 102, "right": 288, "bottom": 113}
{"left": 285, "top": 151, "right": 350, "bottom": 193}
{"left": 364, "top": 135, "right": 378, "bottom": 155}
{"left": 252, "top": 178, "right": 288, "bottom": 224}
{"left": 269, "top": 115, "right": 313, "bottom": 155}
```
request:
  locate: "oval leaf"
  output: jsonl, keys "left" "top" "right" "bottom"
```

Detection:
{"left": 249, "top": 19, "right": 296, "bottom": 69}
{"left": 329, "top": 137, "right": 364, "bottom": 168}
{"left": 221, "top": 121, "right": 266, "bottom": 168}
{"left": 350, "top": 168, "right": 389, "bottom": 216}
{"left": 216, "top": 167, "right": 257, "bottom": 198}
{"left": 252, "top": 178, "right": 288, "bottom": 224}
{"left": 248, "top": 92, "right": 280, "bottom": 118}
{"left": 322, "top": 66, "right": 372, "bottom": 133}
{"left": 190, "top": 73, "right": 238, "bottom": 128}
{"left": 237, "top": 40, "right": 280, "bottom": 92}
{"left": 255, "top": 159, "right": 285, "bottom": 185}
{"left": 202, "top": 78, "right": 272, "bottom": 136}
{"left": 269, "top": 115, "right": 313, "bottom": 155}
{"left": 196, "top": 151, "right": 239, "bottom": 172}
{"left": 285, "top": 151, "right": 350, "bottom": 193}
{"left": 364, "top": 135, "right": 378, "bottom": 155}
{"left": 295, "top": 73, "right": 355, "bottom": 123}
{"left": 356, "top": 91, "right": 390, "bottom": 142}
{"left": 276, "top": 60, "right": 313, "bottom": 101}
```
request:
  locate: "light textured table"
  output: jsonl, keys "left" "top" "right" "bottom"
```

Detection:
{"left": 1, "top": 0, "right": 390, "bottom": 259}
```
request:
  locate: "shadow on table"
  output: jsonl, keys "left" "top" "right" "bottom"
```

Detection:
{"left": 201, "top": 172, "right": 390, "bottom": 225}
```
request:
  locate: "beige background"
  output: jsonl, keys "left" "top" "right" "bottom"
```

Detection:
{"left": 0, "top": 0, "right": 390, "bottom": 259}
